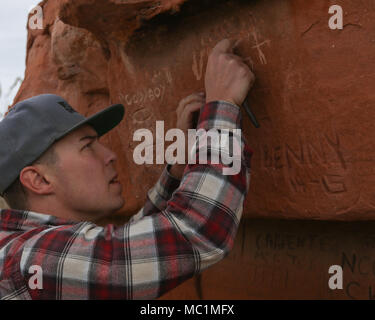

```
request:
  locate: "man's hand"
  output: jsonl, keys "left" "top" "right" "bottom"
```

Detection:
{"left": 176, "top": 92, "right": 205, "bottom": 132}
{"left": 205, "top": 39, "right": 255, "bottom": 106}
{"left": 170, "top": 92, "right": 205, "bottom": 179}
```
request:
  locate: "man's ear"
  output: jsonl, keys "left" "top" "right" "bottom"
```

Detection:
{"left": 19, "top": 166, "right": 54, "bottom": 195}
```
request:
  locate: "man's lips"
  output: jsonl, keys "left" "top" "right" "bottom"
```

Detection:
{"left": 109, "top": 174, "right": 119, "bottom": 184}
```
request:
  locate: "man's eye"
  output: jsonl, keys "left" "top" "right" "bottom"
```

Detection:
{"left": 81, "top": 137, "right": 98, "bottom": 150}
{"left": 82, "top": 142, "right": 93, "bottom": 150}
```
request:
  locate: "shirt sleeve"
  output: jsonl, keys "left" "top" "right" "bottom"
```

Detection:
{"left": 129, "top": 165, "right": 181, "bottom": 223}
{"left": 19, "top": 101, "right": 254, "bottom": 300}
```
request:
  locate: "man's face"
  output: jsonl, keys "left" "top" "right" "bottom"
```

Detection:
{"left": 49, "top": 125, "right": 124, "bottom": 221}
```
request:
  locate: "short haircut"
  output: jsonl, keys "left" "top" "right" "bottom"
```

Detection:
{"left": 3, "top": 145, "right": 59, "bottom": 210}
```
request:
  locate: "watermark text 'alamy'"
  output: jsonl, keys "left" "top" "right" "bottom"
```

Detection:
{"left": 133, "top": 121, "right": 242, "bottom": 176}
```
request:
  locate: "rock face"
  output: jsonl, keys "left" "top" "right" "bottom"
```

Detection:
{"left": 13, "top": 0, "right": 375, "bottom": 221}
{"left": 160, "top": 219, "right": 375, "bottom": 300}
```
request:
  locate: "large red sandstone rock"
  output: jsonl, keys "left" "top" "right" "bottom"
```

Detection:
{"left": 13, "top": 0, "right": 375, "bottom": 220}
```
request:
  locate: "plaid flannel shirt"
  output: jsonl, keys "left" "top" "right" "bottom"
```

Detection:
{"left": 0, "top": 101, "right": 253, "bottom": 300}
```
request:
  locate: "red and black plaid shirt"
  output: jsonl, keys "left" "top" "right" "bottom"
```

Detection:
{"left": 0, "top": 101, "right": 253, "bottom": 299}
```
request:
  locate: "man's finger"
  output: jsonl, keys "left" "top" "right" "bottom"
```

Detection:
{"left": 234, "top": 38, "right": 242, "bottom": 48}
{"left": 177, "top": 98, "right": 204, "bottom": 115}
{"left": 212, "top": 38, "right": 238, "bottom": 54}
{"left": 225, "top": 53, "right": 247, "bottom": 63}
{"left": 186, "top": 102, "right": 204, "bottom": 113}
{"left": 177, "top": 93, "right": 205, "bottom": 114}
{"left": 178, "top": 99, "right": 205, "bottom": 117}
{"left": 181, "top": 102, "right": 204, "bottom": 121}
{"left": 178, "top": 92, "right": 204, "bottom": 107}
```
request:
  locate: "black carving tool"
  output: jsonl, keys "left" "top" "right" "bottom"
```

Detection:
{"left": 243, "top": 100, "right": 260, "bottom": 128}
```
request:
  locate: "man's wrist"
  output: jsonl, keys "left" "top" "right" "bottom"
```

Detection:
{"left": 169, "top": 164, "right": 186, "bottom": 180}
{"left": 205, "top": 99, "right": 240, "bottom": 108}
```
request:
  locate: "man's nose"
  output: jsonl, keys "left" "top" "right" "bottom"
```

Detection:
{"left": 100, "top": 143, "right": 118, "bottom": 165}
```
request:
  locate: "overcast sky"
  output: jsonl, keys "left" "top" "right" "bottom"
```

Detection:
{"left": 0, "top": 0, "right": 40, "bottom": 119}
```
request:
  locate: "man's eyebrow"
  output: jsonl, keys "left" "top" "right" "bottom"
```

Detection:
{"left": 79, "top": 135, "right": 99, "bottom": 142}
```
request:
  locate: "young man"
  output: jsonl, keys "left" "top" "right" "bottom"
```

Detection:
{"left": 0, "top": 39, "right": 254, "bottom": 299}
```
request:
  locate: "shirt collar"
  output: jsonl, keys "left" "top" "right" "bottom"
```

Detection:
{"left": 0, "top": 209, "right": 76, "bottom": 231}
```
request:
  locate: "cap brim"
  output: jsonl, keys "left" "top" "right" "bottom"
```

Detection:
{"left": 85, "top": 103, "right": 125, "bottom": 136}
{"left": 59, "top": 104, "right": 125, "bottom": 140}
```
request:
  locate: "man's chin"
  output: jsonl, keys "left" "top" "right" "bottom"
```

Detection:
{"left": 107, "top": 196, "right": 125, "bottom": 213}
{"left": 113, "top": 195, "right": 126, "bottom": 212}
{"left": 93, "top": 199, "right": 125, "bottom": 225}
{"left": 116, "top": 197, "right": 125, "bottom": 211}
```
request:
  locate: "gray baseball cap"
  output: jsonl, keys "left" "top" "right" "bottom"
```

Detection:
{"left": 0, "top": 94, "right": 125, "bottom": 195}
